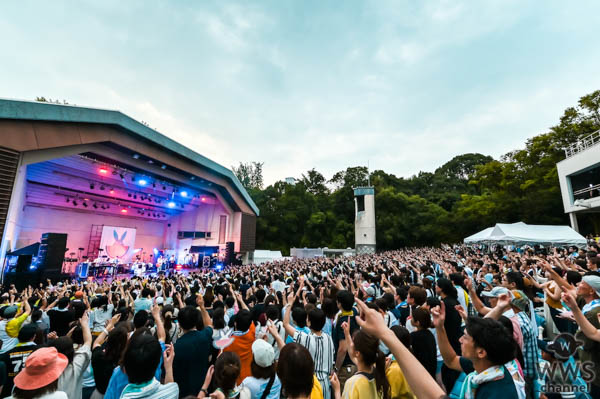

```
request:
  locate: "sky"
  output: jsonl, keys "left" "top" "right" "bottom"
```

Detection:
{"left": 2, "top": 1, "right": 600, "bottom": 185}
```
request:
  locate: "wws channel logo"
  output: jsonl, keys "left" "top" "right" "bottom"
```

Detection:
{"left": 540, "top": 333, "right": 595, "bottom": 395}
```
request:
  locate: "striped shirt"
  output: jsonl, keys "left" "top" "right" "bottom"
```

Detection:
{"left": 294, "top": 330, "right": 335, "bottom": 399}
{"left": 120, "top": 378, "right": 179, "bottom": 399}
{"left": 516, "top": 311, "right": 540, "bottom": 380}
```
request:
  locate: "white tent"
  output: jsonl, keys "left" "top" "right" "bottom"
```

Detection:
{"left": 252, "top": 250, "right": 284, "bottom": 264}
{"left": 463, "top": 222, "right": 587, "bottom": 247}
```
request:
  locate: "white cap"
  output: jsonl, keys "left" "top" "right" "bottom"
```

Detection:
{"left": 252, "top": 339, "right": 275, "bottom": 368}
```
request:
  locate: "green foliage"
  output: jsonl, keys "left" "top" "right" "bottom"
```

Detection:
{"left": 232, "top": 162, "right": 264, "bottom": 190}
{"left": 247, "top": 89, "right": 600, "bottom": 251}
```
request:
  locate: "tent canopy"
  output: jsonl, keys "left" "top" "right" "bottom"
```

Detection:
{"left": 464, "top": 222, "right": 587, "bottom": 247}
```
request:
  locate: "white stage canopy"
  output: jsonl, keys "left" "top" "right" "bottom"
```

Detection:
{"left": 464, "top": 222, "right": 587, "bottom": 247}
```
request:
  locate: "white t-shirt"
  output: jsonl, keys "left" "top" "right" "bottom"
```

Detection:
{"left": 58, "top": 344, "right": 91, "bottom": 399}
{"left": 241, "top": 376, "right": 282, "bottom": 399}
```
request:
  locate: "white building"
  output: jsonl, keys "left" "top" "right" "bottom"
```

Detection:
{"left": 557, "top": 130, "right": 600, "bottom": 232}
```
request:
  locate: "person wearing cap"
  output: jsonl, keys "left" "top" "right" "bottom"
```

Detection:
{"left": 7, "top": 347, "right": 68, "bottom": 399}
{"left": 0, "top": 296, "right": 31, "bottom": 355}
{"left": 0, "top": 323, "right": 39, "bottom": 396}
{"left": 240, "top": 339, "right": 282, "bottom": 399}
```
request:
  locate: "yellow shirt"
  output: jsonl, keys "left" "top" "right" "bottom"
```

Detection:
{"left": 386, "top": 361, "right": 416, "bottom": 399}
{"left": 6, "top": 312, "right": 29, "bottom": 338}
{"left": 342, "top": 373, "right": 381, "bottom": 399}
{"left": 311, "top": 375, "right": 324, "bottom": 399}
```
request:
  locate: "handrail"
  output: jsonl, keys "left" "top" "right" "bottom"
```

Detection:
{"left": 565, "top": 130, "right": 600, "bottom": 158}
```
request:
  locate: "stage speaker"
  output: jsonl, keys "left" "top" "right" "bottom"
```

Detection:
{"left": 15, "top": 255, "right": 33, "bottom": 273}
{"left": 225, "top": 242, "right": 235, "bottom": 266}
{"left": 36, "top": 233, "right": 68, "bottom": 273}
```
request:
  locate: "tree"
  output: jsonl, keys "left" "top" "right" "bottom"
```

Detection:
{"left": 232, "top": 162, "right": 264, "bottom": 190}
{"left": 35, "top": 97, "right": 69, "bottom": 104}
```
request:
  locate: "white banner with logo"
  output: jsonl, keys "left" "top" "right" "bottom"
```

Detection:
{"left": 99, "top": 226, "right": 137, "bottom": 263}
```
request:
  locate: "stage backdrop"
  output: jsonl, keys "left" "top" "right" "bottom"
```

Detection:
{"left": 100, "top": 226, "right": 137, "bottom": 263}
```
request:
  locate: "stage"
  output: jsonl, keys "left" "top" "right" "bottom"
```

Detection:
{"left": 0, "top": 99, "right": 257, "bottom": 285}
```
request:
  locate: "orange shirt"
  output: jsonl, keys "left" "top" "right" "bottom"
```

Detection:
{"left": 224, "top": 323, "right": 255, "bottom": 384}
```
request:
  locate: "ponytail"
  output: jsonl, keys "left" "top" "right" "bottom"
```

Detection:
{"left": 353, "top": 330, "right": 391, "bottom": 399}
{"left": 374, "top": 349, "right": 390, "bottom": 399}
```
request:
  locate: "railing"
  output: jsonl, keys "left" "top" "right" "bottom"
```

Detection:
{"left": 565, "top": 130, "right": 600, "bottom": 158}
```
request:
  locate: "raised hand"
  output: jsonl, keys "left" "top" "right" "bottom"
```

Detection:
{"left": 430, "top": 302, "right": 446, "bottom": 329}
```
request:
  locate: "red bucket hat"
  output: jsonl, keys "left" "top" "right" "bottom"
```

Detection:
{"left": 14, "top": 347, "right": 68, "bottom": 390}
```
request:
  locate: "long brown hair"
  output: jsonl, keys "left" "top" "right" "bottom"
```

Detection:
{"left": 352, "top": 330, "right": 390, "bottom": 399}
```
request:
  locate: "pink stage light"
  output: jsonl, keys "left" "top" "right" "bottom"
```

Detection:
{"left": 99, "top": 167, "right": 108, "bottom": 174}
{"left": 201, "top": 197, "right": 206, "bottom": 202}
{"left": 120, "top": 208, "right": 128, "bottom": 213}
{"left": 109, "top": 189, "right": 115, "bottom": 195}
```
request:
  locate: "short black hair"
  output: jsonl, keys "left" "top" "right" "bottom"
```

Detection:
{"left": 308, "top": 308, "right": 326, "bottom": 332}
{"left": 18, "top": 323, "right": 38, "bottom": 342}
{"left": 437, "top": 278, "right": 457, "bottom": 299}
{"left": 265, "top": 305, "right": 279, "bottom": 321}
{"left": 336, "top": 290, "right": 354, "bottom": 311}
{"left": 123, "top": 333, "right": 162, "bottom": 384}
{"left": 234, "top": 309, "right": 253, "bottom": 332}
{"left": 390, "top": 325, "right": 411, "bottom": 348}
{"left": 291, "top": 307, "right": 307, "bottom": 328}
{"left": 465, "top": 316, "right": 516, "bottom": 366}
{"left": 178, "top": 306, "right": 200, "bottom": 331}
{"left": 133, "top": 310, "right": 149, "bottom": 329}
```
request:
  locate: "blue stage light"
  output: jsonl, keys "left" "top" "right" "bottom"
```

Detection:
{"left": 138, "top": 179, "right": 147, "bottom": 186}
{"left": 168, "top": 201, "right": 176, "bottom": 208}
{"left": 180, "top": 191, "right": 188, "bottom": 197}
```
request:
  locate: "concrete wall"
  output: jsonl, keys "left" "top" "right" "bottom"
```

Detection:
{"left": 16, "top": 205, "right": 167, "bottom": 258}
{"left": 355, "top": 194, "right": 376, "bottom": 246}
{"left": 164, "top": 201, "right": 234, "bottom": 256}
{"left": 557, "top": 144, "right": 600, "bottom": 214}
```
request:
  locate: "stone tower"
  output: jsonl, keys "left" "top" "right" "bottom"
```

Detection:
{"left": 354, "top": 187, "right": 376, "bottom": 254}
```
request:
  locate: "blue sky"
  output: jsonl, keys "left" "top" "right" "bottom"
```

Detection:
{"left": 2, "top": 1, "right": 600, "bottom": 185}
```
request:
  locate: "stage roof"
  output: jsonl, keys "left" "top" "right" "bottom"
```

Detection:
{"left": 0, "top": 98, "right": 259, "bottom": 216}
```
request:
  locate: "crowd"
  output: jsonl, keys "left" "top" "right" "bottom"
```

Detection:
{"left": 0, "top": 242, "right": 599, "bottom": 399}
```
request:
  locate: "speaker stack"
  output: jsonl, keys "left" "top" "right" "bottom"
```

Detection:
{"left": 225, "top": 242, "right": 235, "bottom": 266}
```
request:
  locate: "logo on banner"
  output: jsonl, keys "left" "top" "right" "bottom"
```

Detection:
{"left": 105, "top": 230, "right": 130, "bottom": 259}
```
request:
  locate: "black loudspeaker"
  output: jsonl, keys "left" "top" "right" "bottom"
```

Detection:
{"left": 15, "top": 255, "right": 33, "bottom": 273}
{"left": 225, "top": 242, "right": 235, "bottom": 266}
{"left": 36, "top": 233, "right": 68, "bottom": 273}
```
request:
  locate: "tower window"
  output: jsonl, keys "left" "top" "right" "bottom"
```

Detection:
{"left": 356, "top": 195, "right": 365, "bottom": 212}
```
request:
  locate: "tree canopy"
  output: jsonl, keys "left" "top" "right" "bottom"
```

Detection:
{"left": 245, "top": 90, "right": 600, "bottom": 254}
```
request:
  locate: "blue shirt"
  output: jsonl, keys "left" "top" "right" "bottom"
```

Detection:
{"left": 104, "top": 341, "right": 165, "bottom": 399}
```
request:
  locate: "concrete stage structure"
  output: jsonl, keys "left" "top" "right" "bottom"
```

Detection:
{"left": 557, "top": 129, "right": 600, "bottom": 232}
{"left": 0, "top": 99, "right": 258, "bottom": 279}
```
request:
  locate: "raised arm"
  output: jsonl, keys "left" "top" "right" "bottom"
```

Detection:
{"left": 562, "top": 291, "right": 600, "bottom": 342}
{"left": 80, "top": 311, "right": 93, "bottom": 348}
{"left": 196, "top": 294, "right": 213, "bottom": 328}
{"left": 431, "top": 302, "right": 462, "bottom": 371}
{"left": 93, "top": 313, "right": 121, "bottom": 349}
{"left": 282, "top": 298, "right": 296, "bottom": 338}
{"left": 152, "top": 303, "right": 166, "bottom": 342}
{"left": 465, "top": 278, "right": 490, "bottom": 315}
{"left": 355, "top": 299, "right": 446, "bottom": 399}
